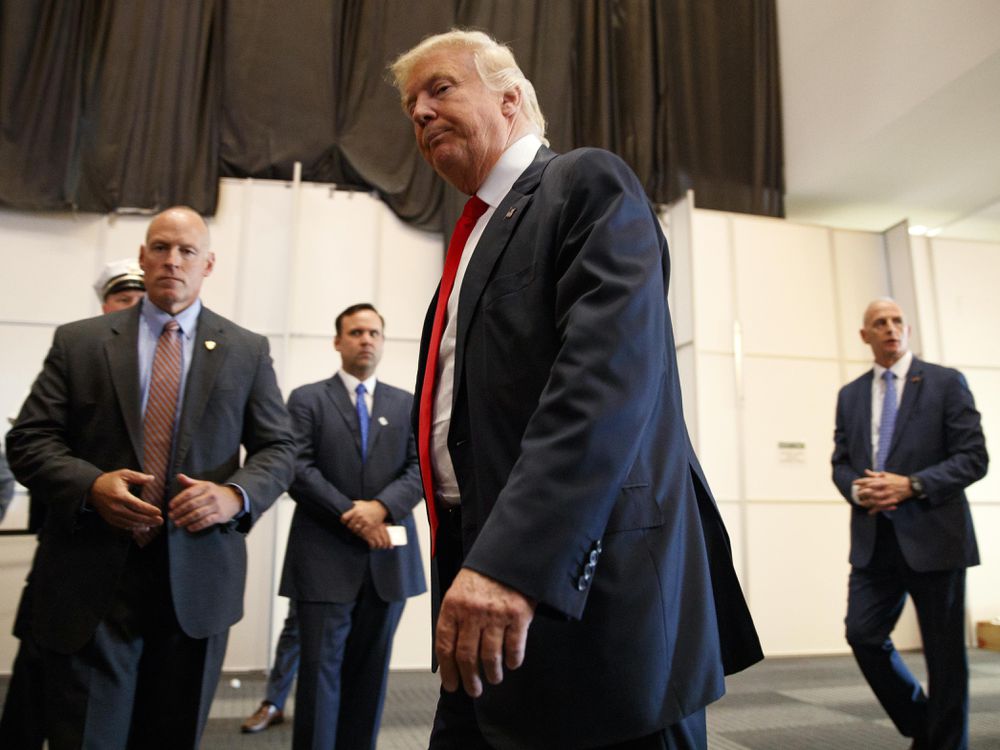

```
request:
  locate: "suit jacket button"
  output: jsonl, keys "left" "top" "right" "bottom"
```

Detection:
{"left": 594, "top": 540, "right": 603, "bottom": 553}
{"left": 589, "top": 550, "right": 599, "bottom": 564}
{"left": 576, "top": 575, "right": 588, "bottom": 591}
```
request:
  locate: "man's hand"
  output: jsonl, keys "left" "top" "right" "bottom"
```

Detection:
{"left": 436, "top": 568, "right": 536, "bottom": 698}
{"left": 167, "top": 474, "right": 242, "bottom": 532}
{"left": 342, "top": 500, "right": 392, "bottom": 549}
{"left": 89, "top": 469, "right": 163, "bottom": 531}
{"left": 853, "top": 469, "right": 915, "bottom": 515}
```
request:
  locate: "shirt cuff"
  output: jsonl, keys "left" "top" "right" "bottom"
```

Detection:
{"left": 227, "top": 483, "right": 250, "bottom": 518}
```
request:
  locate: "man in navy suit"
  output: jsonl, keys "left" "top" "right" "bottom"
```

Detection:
{"left": 833, "top": 298, "right": 988, "bottom": 750}
{"left": 390, "top": 29, "right": 761, "bottom": 750}
{"left": 5, "top": 207, "right": 296, "bottom": 748}
{"left": 278, "top": 303, "right": 426, "bottom": 750}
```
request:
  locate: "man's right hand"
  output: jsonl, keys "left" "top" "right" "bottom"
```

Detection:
{"left": 88, "top": 469, "right": 164, "bottom": 531}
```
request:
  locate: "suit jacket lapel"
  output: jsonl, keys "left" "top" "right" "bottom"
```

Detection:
{"left": 452, "top": 146, "right": 554, "bottom": 403}
{"left": 106, "top": 306, "right": 143, "bottom": 464}
{"left": 368, "top": 385, "right": 390, "bottom": 456}
{"left": 888, "top": 358, "right": 923, "bottom": 462}
{"left": 325, "top": 375, "right": 363, "bottom": 458}
{"left": 173, "top": 307, "right": 227, "bottom": 470}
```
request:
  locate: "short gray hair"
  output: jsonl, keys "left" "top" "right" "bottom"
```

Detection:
{"left": 390, "top": 28, "right": 548, "bottom": 146}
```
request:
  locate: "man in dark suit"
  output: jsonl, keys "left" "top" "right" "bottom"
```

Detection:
{"left": 5, "top": 206, "right": 295, "bottom": 749}
{"left": 833, "top": 298, "right": 988, "bottom": 750}
{"left": 390, "top": 30, "right": 762, "bottom": 750}
{"left": 0, "top": 258, "right": 149, "bottom": 750}
{"left": 277, "top": 303, "right": 426, "bottom": 750}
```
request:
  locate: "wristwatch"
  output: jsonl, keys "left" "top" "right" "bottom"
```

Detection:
{"left": 909, "top": 475, "right": 926, "bottom": 498}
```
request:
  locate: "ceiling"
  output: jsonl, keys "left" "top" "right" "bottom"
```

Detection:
{"left": 776, "top": 0, "right": 1000, "bottom": 242}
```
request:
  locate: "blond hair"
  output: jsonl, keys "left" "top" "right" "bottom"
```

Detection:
{"left": 390, "top": 28, "right": 548, "bottom": 146}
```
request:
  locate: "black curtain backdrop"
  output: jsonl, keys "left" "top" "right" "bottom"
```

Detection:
{"left": 0, "top": 0, "right": 783, "bottom": 232}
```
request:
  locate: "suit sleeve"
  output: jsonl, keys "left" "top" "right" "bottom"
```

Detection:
{"left": 5, "top": 327, "right": 104, "bottom": 532}
{"left": 462, "top": 151, "right": 670, "bottom": 617}
{"left": 372, "top": 406, "right": 422, "bottom": 523}
{"left": 226, "top": 335, "right": 296, "bottom": 527}
{"left": 915, "top": 370, "right": 988, "bottom": 503}
{"left": 831, "top": 387, "right": 860, "bottom": 503}
{"left": 286, "top": 387, "right": 355, "bottom": 520}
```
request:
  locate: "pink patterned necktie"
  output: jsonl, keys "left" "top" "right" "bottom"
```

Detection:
{"left": 136, "top": 319, "right": 182, "bottom": 545}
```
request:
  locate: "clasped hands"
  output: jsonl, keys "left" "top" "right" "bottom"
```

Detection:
{"left": 341, "top": 499, "right": 393, "bottom": 549}
{"left": 89, "top": 469, "right": 242, "bottom": 533}
{"left": 853, "top": 469, "right": 914, "bottom": 515}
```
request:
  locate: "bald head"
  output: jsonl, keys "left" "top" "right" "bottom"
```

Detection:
{"left": 860, "top": 298, "right": 911, "bottom": 367}
{"left": 139, "top": 206, "right": 214, "bottom": 315}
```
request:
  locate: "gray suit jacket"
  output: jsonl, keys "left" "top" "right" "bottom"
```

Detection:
{"left": 279, "top": 375, "right": 425, "bottom": 603}
{"left": 5, "top": 303, "right": 295, "bottom": 653}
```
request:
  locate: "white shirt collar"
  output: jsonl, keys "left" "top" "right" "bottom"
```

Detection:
{"left": 477, "top": 134, "right": 543, "bottom": 208}
{"left": 873, "top": 350, "right": 913, "bottom": 381}
{"left": 337, "top": 370, "right": 377, "bottom": 395}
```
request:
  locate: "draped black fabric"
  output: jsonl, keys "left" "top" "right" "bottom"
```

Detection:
{"left": 0, "top": 0, "right": 783, "bottom": 230}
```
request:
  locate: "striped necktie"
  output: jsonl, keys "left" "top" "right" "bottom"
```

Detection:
{"left": 136, "top": 319, "right": 182, "bottom": 544}
{"left": 875, "top": 370, "right": 897, "bottom": 471}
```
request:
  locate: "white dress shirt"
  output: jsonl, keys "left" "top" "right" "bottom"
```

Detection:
{"left": 430, "top": 133, "right": 543, "bottom": 506}
{"left": 338, "top": 370, "right": 377, "bottom": 413}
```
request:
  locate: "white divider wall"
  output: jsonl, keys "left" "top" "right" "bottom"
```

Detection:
{"left": 0, "top": 178, "right": 442, "bottom": 673}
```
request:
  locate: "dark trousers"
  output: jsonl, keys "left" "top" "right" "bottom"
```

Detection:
{"left": 42, "top": 540, "right": 228, "bottom": 750}
{"left": 428, "top": 505, "right": 707, "bottom": 750}
{"left": 429, "top": 685, "right": 706, "bottom": 750}
{"left": 845, "top": 515, "right": 968, "bottom": 750}
{"left": 293, "top": 573, "right": 405, "bottom": 750}
{"left": 0, "top": 584, "right": 46, "bottom": 749}
{"left": 264, "top": 600, "right": 300, "bottom": 709}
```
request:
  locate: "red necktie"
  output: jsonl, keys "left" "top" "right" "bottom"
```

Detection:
{"left": 418, "top": 195, "right": 489, "bottom": 555}
{"left": 136, "top": 319, "right": 182, "bottom": 545}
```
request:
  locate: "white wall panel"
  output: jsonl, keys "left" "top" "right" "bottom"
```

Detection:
{"left": 0, "top": 209, "right": 101, "bottom": 323}
{"left": 0, "top": 325, "right": 56, "bottom": 426}
{"left": 292, "top": 188, "right": 379, "bottom": 336}
{"left": 831, "top": 229, "right": 888, "bottom": 362}
{"left": 907, "top": 234, "right": 940, "bottom": 361}
{"left": 968, "top": 506, "right": 1000, "bottom": 627}
{"left": 690, "top": 210, "right": 734, "bottom": 353}
{"left": 930, "top": 237, "right": 1000, "bottom": 367}
{"left": 693, "top": 352, "right": 740, "bottom": 500}
{"left": 963, "top": 369, "right": 1000, "bottom": 503}
{"left": 742, "top": 358, "right": 843, "bottom": 502}
{"left": 732, "top": 217, "right": 837, "bottom": 359}
{"left": 376, "top": 209, "right": 443, "bottom": 342}
{"left": 98, "top": 214, "right": 151, "bottom": 271}
{"left": 666, "top": 194, "right": 694, "bottom": 348}
{"left": 745, "top": 503, "right": 853, "bottom": 655}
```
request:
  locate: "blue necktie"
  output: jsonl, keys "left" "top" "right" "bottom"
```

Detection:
{"left": 876, "top": 370, "right": 897, "bottom": 471}
{"left": 356, "top": 383, "right": 369, "bottom": 463}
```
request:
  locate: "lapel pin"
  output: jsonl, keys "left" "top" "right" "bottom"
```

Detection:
{"left": 378, "top": 416, "right": 388, "bottom": 426}
{"left": 910, "top": 376, "right": 921, "bottom": 383}
{"left": 504, "top": 206, "right": 518, "bottom": 220}
{"left": 205, "top": 340, "right": 217, "bottom": 351}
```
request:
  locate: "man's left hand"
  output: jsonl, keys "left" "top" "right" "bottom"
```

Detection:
{"left": 436, "top": 568, "right": 536, "bottom": 698}
{"left": 167, "top": 474, "right": 242, "bottom": 532}
{"left": 341, "top": 499, "right": 388, "bottom": 537}
{"left": 853, "top": 470, "right": 914, "bottom": 515}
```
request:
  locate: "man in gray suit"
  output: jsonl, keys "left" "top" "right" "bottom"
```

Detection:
{"left": 5, "top": 206, "right": 295, "bottom": 749}
{"left": 276, "top": 303, "right": 426, "bottom": 750}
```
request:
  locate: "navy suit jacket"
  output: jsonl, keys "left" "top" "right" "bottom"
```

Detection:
{"left": 832, "top": 357, "right": 987, "bottom": 571}
{"left": 413, "top": 147, "right": 761, "bottom": 748}
{"left": 280, "top": 376, "right": 425, "bottom": 603}
{"left": 5, "top": 303, "right": 296, "bottom": 653}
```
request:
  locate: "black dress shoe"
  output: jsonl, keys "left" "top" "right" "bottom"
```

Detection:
{"left": 241, "top": 702, "right": 284, "bottom": 733}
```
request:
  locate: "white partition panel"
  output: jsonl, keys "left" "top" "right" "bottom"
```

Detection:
{"left": 376, "top": 209, "right": 443, "bottom": 343}
{"left": 742, "top": 358, "right": 844, "bottom": 502}
{"left": 968, "top": 506, "right": 1000, "bottom": 626}
{"left": 831, "top": 229, "right": 888, "bottom": 363}
{"left": 745, "top": 503, "right": 853, "bottom": 655}
{"left": 963, "top": 369, "right": 999, "bottom": 503}
{"left": 732, "top": 217, "right": 838, "bottom": 360}
{"left": 929, "top": 237, "right": 1000, "bottom": 368}
{"left": 666, "top": 192, "right": 694, "bottom": 348}
{"left": 693, "top": 352, "right": 740, "bottom": 501}
{"left": 690, "top": 209, "right": 735, "bottom": 354}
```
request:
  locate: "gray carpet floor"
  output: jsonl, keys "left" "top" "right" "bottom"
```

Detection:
{"left": 4, "top": 649, "right": 1000, "bottom": 748}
